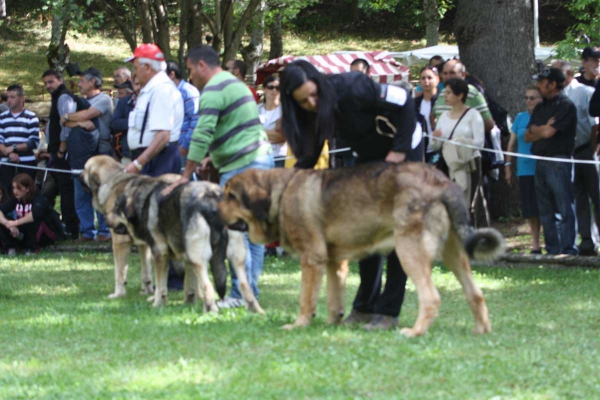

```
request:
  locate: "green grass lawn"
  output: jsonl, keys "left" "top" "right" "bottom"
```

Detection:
{"left": 1, "top": 252, "right": 599, "bottom": 399}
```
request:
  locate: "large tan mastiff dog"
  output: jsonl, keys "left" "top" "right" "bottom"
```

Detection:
{"left": 218, "top": 161, "right": 504, "bottom": 336}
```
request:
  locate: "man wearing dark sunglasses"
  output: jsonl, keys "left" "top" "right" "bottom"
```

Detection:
{"left": 525, "top": 67, "right": 578, "bottom": 255}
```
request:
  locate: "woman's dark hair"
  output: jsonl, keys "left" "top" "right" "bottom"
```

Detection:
{"left": 262, "top": 75, "right": 279, "bottom": 87}
{"left": 280, "top": 60, "right": 337, "bottom": 160}
{"left": 419, "top": 65, "right": 439, "bottom": 77}
{"left": 444, "top": 78, "right": 469, "bottom": 104}
{"left": 12, "top": 173, "right": 36, "bottom": 204}
{"left": 0, "top": 185, "right": 9, "bottom": 204}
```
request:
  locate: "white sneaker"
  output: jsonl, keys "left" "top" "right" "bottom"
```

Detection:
{"left": 7, "top": 248, "right": 17, "bottom": 256}
{"left": 216, "top": 296, "right": 246, "bottom": 309}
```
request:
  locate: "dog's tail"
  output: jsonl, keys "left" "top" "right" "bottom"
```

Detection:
{"left": 440, "top": 182, "right": 505, "bottom": 262}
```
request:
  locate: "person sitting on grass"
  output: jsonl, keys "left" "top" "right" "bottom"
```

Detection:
{"left": 0, "top": 174, "right": 64, "bottom": 256}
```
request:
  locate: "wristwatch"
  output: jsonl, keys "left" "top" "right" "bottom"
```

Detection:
{"left": 12, "top": 144, "right": 17, "bottom": 153}
{"left": 64, "top": 114, "right": 69, "bottom": 121}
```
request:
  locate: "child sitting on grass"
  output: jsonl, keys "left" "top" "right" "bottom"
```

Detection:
{"left": 0, "top": 174, "right": 64, "bottom": 255}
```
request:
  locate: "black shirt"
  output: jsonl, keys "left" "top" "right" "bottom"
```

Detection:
{"left": 0, "top": 194, "right": 52, "bottom": 222}
{"left": 295, "top": 72, "right": 417, "bottom": 168}
{"left": 576, "top": 75, "right": 597, "bottom": 88}
{"left": 590, "top": 79, "right": 600, "bottom": 117}
{"left": 528, "top": 93, "right": 577, "bottom": 157}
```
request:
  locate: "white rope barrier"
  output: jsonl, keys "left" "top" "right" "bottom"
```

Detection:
{"left": 2, "top": 134, "right": 598, "bottom": 176}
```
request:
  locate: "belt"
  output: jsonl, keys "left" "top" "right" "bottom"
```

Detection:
{"left": 132, "top": 141, "right": 178, "bottom": 159}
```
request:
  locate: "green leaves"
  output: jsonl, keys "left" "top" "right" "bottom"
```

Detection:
{"left": 555, "top": 0, "right": 600, "bottom": 59}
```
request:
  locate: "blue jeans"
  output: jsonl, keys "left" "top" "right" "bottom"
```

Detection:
{"left": 74, "top": 178, "right": 110, "bottom": 239}
{"left": 220, "top": 153, "right": 274, "bottom": 299}
{"left": 535, "top": 159, "right": 578, "bottom": 255}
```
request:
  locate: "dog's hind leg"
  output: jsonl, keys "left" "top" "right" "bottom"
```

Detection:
{"left": 152, "top": 255, "right": 169, "bottom": 307}
{"left": 138, "top": 244, "right": 154, "bottom": 296}
{"left": 228, "top": 231, "right": 265, "bottom": 314}
{"left": 442, "top": 230, "right": 491, "bottom": 335}
{"left": 197, "top": 260, "right": 219, "bottom": 313}
{"left": 283, "top": 256, "right": 325, "bottom": 330}
{"left": 183, "top": 261, "right": 201, "bottom": 305}
{"left": 326, "top": 260, "right": 348, "bottom": 325}
{"left": 395, "top": 233, "right": 440, "bottom": 338}
{"left": 109, "top": 234, "right": 133, "bottom": 299}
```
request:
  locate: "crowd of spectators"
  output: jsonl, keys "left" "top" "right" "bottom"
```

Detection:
{"left": 1, "top": 42, "right": 600, "bottom": 311}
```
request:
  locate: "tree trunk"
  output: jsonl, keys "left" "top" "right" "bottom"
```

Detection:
{"left": 47, "top": 0, "right": 72, "bottom": 72}
{"left": 102, "top": 0, "right": 137, "bottom": 51}
{"left": 423, "top": 0, "right": 439, "bottom": 47}
{"left": 139, "top": 0, "right": 154, "bottom": 43}
{"left": 268, "top": 7, "right": 283, "bottom": 59}
{"left": 222, "top": 0, "right": 262, "bottom": 64}
{"left": 178, "top": 0, "right": 189, "bottom": 70}
{"left": 187, "top": 0, "right": 203, "bottom": 49}
{"left": 455, "top": 0, "right": 535, "bottom": 219}
{"left": 152, "top": 0, "right": 171, "bottom": 57}
{"left": 240, "top": 0, "right": 265, "bottom": 82}
{"left": 222, "top": 0, "right": 234, "bottom": 57}
{"left": 1, "top": 0, "right": 6, "bottom": 18}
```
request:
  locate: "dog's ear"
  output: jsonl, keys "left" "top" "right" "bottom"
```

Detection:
{"left": 87, "top": 172, "right": 102, "bottom": 194}
{"left": 241, "top": 188, "right": 271, "bottom": 222}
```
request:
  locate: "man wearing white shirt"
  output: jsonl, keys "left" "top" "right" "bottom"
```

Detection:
{"left": 124, "top": 44, "right": 184, "bottom": 176}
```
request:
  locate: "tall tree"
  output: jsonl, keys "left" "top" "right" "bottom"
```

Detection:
{"left": 455, "top": 0, "right": 535, "bottom": 219}
{"left": 455, "top": 0, "right": 534, "bottom": 117}
{"left": 268, "top": 6, "right": 283, "bottom": 59}
{"left": 240, "top": 0, "right": 265, "bottom": 80}
{"left": 423, "top": 0, "right": 439, "bottom": 46}
{"left": 1, "top": 0, "right": 6, "bottom": 18}
{"left": 47, "top": 0, "right": 72, "bottom": 71}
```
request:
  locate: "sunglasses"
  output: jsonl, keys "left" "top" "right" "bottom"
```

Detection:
{"left": 265, "top": 85, "right": 279, "bottom": 91}
{"left": 524, "top": 96, "right": 540, "bottom": 101}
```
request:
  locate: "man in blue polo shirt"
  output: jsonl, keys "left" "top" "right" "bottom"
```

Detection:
{"left": 526, "top": 67, "right": 578, "bottom": 255}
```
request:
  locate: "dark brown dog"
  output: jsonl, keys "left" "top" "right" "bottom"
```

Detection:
{"left": 218, "top": 162, "right": 504, "bottom": 337}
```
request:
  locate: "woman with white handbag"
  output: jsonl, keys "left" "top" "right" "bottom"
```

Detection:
{"left": 431, "top": 78, "right": 485, "bottom": 203}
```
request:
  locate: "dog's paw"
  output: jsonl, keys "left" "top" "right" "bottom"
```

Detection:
{"left": 184, "top": 293, "right": 199, "bottom": 305}
{"left": 204, "top": 303, "right": 219, "bottom": 314}
{"left": 282, "top": 318, "right": 310, "bottom": 330}
{"left": 108, "top": 292, "right": 125, "bottom": 300}
{"left": 399, "top": 327, "right": 424, "bottom": 338}
{"left": 140, "top": 286, "right": 153, "bottom": 296}
{"left": 152, "top": 298, "right": 167, "bottom": 308}
{"left": 472, "top": 323, "right": 491, "bottom": 335}
{"left": 146, "top": 295, "right": 155, "bottom": 303}
{"left": 247, "top": 301, "right": 265, "bottom": 315}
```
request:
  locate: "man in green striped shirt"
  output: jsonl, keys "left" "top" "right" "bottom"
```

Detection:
{"left": 168, "top": 45, "right": 273, "bottom": 309}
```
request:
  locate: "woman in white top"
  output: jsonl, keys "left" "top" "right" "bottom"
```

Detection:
{"left": 431, "top": 78, "right": 484, "bottom": 203}
{"left": 414, "top": 65, "right": 440, "bottom": 162}
{"left": 258, "top": 75, "right": 287, "bottom": 167}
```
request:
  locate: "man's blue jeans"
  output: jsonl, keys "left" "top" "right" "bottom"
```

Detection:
{"left": 73, "top": 177, "right": 110, "bottom": 239}
{"left": 535, "top": 159, "right": 578, "bottom": 255}
{"left": 219, "top": 153, "right": 274, "bottom": 299}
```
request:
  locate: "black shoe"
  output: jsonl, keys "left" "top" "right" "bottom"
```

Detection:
{"left": 363, "top": 314, "right": 398, "bottom": 331}
{"left": 342, "top": 309, "right": 372, "bottom": 325}
{"left": 578, "top": 247, "right": 597, "bottom": 257}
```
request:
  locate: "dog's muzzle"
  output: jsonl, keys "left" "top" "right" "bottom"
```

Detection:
{"left": 228, "top": 220, "right": 248, "bottom": 232}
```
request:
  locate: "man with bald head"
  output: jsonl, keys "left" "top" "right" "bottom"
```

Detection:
{"left": 433, "top": 60, "right": 495, "bottom": 133}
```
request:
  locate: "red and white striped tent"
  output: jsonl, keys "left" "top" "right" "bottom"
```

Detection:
{"left": 255, "top": 51, "right": 409, "bottom": 86}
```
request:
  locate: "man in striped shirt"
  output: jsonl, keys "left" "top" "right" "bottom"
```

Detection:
{"left": 0, "top": 84, "right": 40, "bottom": 194}
{"left": 167, "top": 45, "right": 273, "bottom": 309}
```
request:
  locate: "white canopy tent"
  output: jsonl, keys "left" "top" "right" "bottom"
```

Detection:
{"left": 385, "top": 45, "right": 558, "bottom": 66}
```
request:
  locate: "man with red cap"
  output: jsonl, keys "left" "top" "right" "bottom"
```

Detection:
{"left": 124, "top": 43, "right": 184, "bottom": 177}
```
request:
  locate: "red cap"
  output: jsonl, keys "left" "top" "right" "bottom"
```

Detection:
{"left": 125, "top": 44, "right": 165, "bottom": 63}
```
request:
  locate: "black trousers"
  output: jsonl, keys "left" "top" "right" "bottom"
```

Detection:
{"left": 0, "top": 221, "right": 39, "bottom": 251}
{"left": 44, "top": 155, "right": 79, "bottom": 238}
{"left": 351, "top": 139, "right": 424, "bottom": 318}
{"left": 574, "top": 145, "right": 600, "bottom": 251}
{"left": 0, "top": 160, "right": 37, "bottom": 194}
